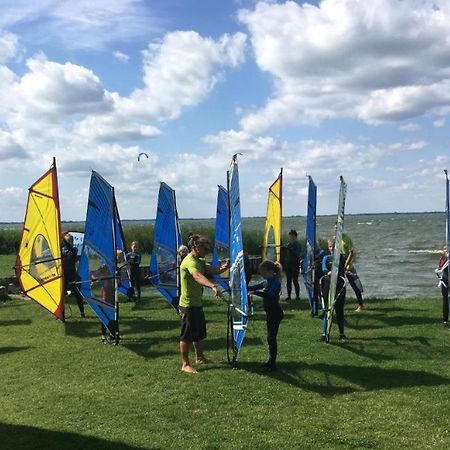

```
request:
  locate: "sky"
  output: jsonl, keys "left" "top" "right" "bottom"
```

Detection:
{"left": 0, "top": 0, "right": 449, "bottom": 221}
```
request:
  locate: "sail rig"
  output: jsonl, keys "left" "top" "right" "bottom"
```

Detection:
{"left": 78, "top": 171, "right": 131, "bottom": 344}
{"left": 150, "top": 182, "right": 182, "bottom": 311}
{"left": 15, "top": 158, "right": 64, "bottom": 320}
{"left": 212, "top": 185, "right": 230, "bottom": 291}
{"left": 445, "top": 169, "right": 450, "bottom": 293}
{"left": 303, "top": 176, "right": 317, "bottom": 314}
{"left": 325, "top": 176, "right": 347, "bottom": 342}
{"left": 227, "top": 154, "right": 250, "bottom": 368}
{"left": 262, "top": 170, "right": 283, "bottom": 262}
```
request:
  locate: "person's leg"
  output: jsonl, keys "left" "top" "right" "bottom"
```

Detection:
{"left": 292, "top": 265, "right": 300, "bottom": 299}
{"left": 180, "top": 340, "right": 197, "bottom": 373}
{"left": 285, "top": 267, "right": 292, "bottom": 299}
{"left": 265, "top": 310, "right": 283, "bottom": 369}
{"left": 336, "top": 290, "right": 346, "bottom": 337}
{"left": 71, "top": 281, "right": 85, "bottom": 317}
{"left": 193, "top": 341, "right": 207, "bottom": 364}
{"left": 347, "top": 273, "right": 364, "bottom": 308}
{"left": 442, "top": 285, "right": 449, "bottom": 325}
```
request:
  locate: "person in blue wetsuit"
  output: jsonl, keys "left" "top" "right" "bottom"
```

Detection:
{"left": 248, "top": 260, "right": 284, "bottom": 372}
{"left": 126, "top": 241, "right": 142, "bottom": 304}
{"left": 320, "top": 238, "right": 347, "bottom": 342}
{"left": 283, "top": 229, "right": 302, "bottom": 301}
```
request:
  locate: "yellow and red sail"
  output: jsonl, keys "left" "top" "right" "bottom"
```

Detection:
{"left": 262, "top": 169, "right": 282, "bottom": 262}
{"left": 15, "top": 159, "right": 64, "bottom": 319}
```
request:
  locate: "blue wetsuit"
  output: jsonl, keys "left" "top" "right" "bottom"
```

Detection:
{"left": 248, "top": 277, "right": 284, "bottom": 367}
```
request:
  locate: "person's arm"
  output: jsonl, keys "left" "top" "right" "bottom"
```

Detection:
{"left": 191, "top": 271, "right": 223, "bottom": 298}
{"left": 205, "top": 260, "right": 229, "bottom": 275}
{"left": 253, "top": 279, "right": 280, "bottom": 298}
{"left": 247, "top": 281, "right": 265, "bottom": 292}
{"left": 344, "top": 250, "right": 354, "bottom": 271}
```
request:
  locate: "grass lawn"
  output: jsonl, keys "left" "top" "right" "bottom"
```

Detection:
{"left": 0, "top": 288, "right": 449, "bottom": 449}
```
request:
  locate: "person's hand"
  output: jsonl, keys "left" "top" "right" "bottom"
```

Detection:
{"left": 211, "top": 284, "right": 223, "bottom": 299}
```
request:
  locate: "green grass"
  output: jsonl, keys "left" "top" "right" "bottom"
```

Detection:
{"left": 1, "top": 291, "right": 449, "bottom": 449}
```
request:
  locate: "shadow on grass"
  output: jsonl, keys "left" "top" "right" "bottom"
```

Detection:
{"left": 0, "top": 346, "right": 31, "bottom": 356}
{"left": 348, "top": 315, "right": 437, "bottom": 330}
{"left": 0, "top": 421, "right": 149, "bottom": 450}
{"left": 64, "top": 318, "right": 179, "bottom": 339}
{"left": 243, "top": 361, "right": 450, "bottom": 397}
{"left": 0, "top": 319, "right": 32, "bottom": 327}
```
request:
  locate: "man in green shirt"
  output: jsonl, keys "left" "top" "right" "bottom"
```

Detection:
{"left": 179, "top": 234, "right": 228, "bottom": 374}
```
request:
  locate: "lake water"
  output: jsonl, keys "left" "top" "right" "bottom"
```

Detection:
{"left": 2, "top": 212, "right": 446, "bottom": 298}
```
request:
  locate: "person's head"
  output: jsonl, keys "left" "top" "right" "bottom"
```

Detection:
{"left": 178, "top": 245, "right": 189, "bottom": 260}
{"left": 259, "top": 260, "right": 282, "bottom": 279}
{"left": 327, "top": 237, "right": 335, "bottom": 253}
{"left": 131, "top": 241, "right": 139, "bottom": 252}
{"left": 189, "top": 234, "right": 212, "bottom": 257}
{"left": 288, "top": 229, "right": 298, "bottom": 242}
{"left": 62, "top": 231, "right": 73, "bottom": 244}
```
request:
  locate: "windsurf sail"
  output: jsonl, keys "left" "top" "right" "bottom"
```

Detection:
{"left": 78, "top": 171, "right": 130, "bottom": 343}
{"left": 212, "top": 185, "right": 230, "bottom": 291}
{"left": 303, "top": 176, "right": 317, "bottom": 314}
{"left": 150, "top": 182, "right": 182, "bottom": 310}
{"left": 15, "top": 158, "right": 64, "bottom": 320}
{"left": 262, "top": 170, "right": 282, "bottom": 262}
{"left": 445, "top": 169, "right": 450, "bottom": 290}
{"left": 325, "top": 176, "right": 347, "bottom": 342}
{"left": 227, "top": 154, "right": 250, "bottom": 368}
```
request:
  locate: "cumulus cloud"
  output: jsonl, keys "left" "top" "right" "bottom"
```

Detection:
{"left": 11, "top": 56, "right": 114, "bottom": 119}
{"left": 0, "top": 130, "right": 28, "bottom": 160}
{"left": 119, "top": 31, "right": 247, "bottom": 121}
{"left": 0, "top": 30, "right": 18, "bottom": 63}
{"left": 399, "top": 123, "right": 420, "bottom": 132}
{"left": 433, "top": 118, "right": 446, "bottom": 127}
{"left": 238, "top": 0, "right": 450, "bottom": 133}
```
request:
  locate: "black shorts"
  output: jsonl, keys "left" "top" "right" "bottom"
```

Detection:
{"left": 179, "top": 307, "right": 207, "bottom": 342}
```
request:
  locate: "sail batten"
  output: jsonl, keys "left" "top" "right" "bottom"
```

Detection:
{"left": 150, "top": 182, "right": 182, "bottom": 310}
{"left": 78, "top": 171, "right": 130, "bottom": 340}
{"left": 325, "top": 176, "right": 347, "bottom": 341}
{"left": 228, "top": 154, "right": 249, "bottom": 365}
{"left": 15, "top": 159, "right": 64, "bottom": 320}
{"left": 262, "top": 170, "right": 283, "bottom": 262}
{"left": 303, "top": 176, "right": 317, "bottom": 312}
{"left": 212, "top": 185, "right": 230, "bottom": 291}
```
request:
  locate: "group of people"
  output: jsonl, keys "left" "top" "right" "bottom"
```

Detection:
{"left": 177, "top": 228, "right": 366, "bottom": 374}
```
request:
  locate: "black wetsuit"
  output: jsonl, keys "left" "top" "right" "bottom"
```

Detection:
{"left": 249, "top": 277, "right": 283, "bottom": 367}
{"left": 284, "top": 241, "right": 301, "bottom": 299}
{"left": 61, "top": 240, "right": 84, "bottom": 315}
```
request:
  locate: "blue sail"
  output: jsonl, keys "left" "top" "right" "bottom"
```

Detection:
{"left": 78, "top": 171, "right": 130, "bottom": 339}
{"left": 150, "top": 182, "right": 182, "bottom": 310}
{"left": 212, "top": 185, "right": 230, "bottom": 291}
{"left": 228, "top": 155, "right": 249, "bottom": 360}
{"left": 303, "top": 176, "right": 317, "bottom": 313}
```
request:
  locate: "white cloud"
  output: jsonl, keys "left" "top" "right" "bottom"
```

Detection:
{"left": 113, "top": 51, "right": 129, "bottom": 63}
{"left": 238, "top": 0, "right": 450, "bottom": 133}
{"left": 0, "top": 0, "right": 161, "bottom": 50}
{"left": 10, "top": 56, "right": 113, "bottom": 120}
{"left": 0, "top": 130, "right": 28, "bottom": 160}
{"left": 0, "top": 31, "right": 18, "bottom": 63}
{"left": 433, "top": 118, "right": 446, "bottom": 127}
{"left": 119, "top": 31, "right": 247, "bottom": 121}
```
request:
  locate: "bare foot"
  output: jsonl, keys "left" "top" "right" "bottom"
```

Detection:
{"left": 195, "top": 357, "right": 209, "bottom": 365}
{"left": 181, "top": 365, "right": 198, "bottom": 374}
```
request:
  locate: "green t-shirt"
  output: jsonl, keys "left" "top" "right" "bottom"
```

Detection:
{"left": 179, "top": 253, "right": 206, "bottom": 307}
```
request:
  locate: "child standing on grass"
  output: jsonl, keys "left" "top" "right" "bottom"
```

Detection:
{"left": 248, "top": 260, "right": 284, "bottom": 372}
{"left": 436, "top": 245, "right": 449, "bottom": 327}
{"left": 126, "top": 241, "right": 142, "bottom": 304}
{"left": 320, "top": 238, "right": 347, "bottom": 342}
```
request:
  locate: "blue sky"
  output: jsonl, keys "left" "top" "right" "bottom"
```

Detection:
{"left": 0, "top": 0, "right": 449, "bottom": 221}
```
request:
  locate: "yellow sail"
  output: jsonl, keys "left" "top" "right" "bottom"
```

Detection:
{"left": 262, "top": 169, "right": 282, "bottom": 262}
{"left": 15, "top": 159, "right": 64, "bottom": 320}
